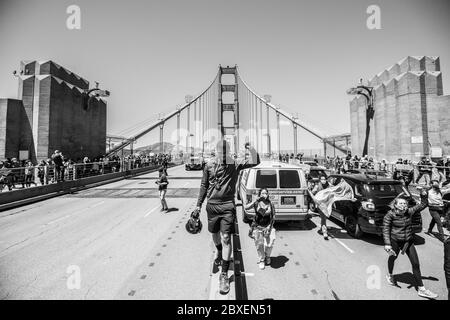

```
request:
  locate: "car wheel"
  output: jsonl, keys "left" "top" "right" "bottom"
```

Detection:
{"left": 308, "top": 200, "right": 318, "bottom": 213}
{"left": 345, "top": 215, "right": 363, "bottom": 239}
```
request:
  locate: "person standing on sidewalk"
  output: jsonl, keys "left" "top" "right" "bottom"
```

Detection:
{"left": 383, "top": 191, "right": 438, "bottom": 299}
{"left": 51, "top": 150, "right": 65, "bottom": 182}
{"left": 24, "top": 161, "right": 36, "bottom": 188}
{"left": 427, "top": 180, "right": 446, "bottom": 241}
{"left": 191, "top": 140, "right": 260, "bottom": 295}
{"left": 244, "top": 188, "right": 276, "bottom": 270}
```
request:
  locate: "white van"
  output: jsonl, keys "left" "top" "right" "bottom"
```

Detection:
{"left": 237, "top": 161, "right": 310, "bottom": 222}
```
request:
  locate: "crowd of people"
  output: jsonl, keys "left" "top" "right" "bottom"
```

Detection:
{"left": 0, "top": 150, "right": 174, "bottom": 192}
{"left": 277, "top": 151, "right": 450, "bottom": 188}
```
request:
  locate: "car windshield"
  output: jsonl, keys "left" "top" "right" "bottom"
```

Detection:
{"left": 256, "top": 170, "right": 277, "bottom": 188}
{"left": 364, "top": 184, "right": 408, "bottom": 197}
{"left": 309, "top": 170, "right": 326, "bottom": 179}
{"left": 279, "top": 170, "right": 300, "bottom": 188}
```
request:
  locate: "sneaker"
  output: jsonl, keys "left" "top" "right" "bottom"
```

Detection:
{"left": 265, "top": 257, "right": 271, "bottom": 266}
{"left": 386, "top": 274, "right": 396, "bottom": 286}
{"left": 418, "top": 287, "right": 438, "bottom": 299}
{"left": 219, "top": 273, "right": 230, "bottom": 294}
{"left": 259, "top": 261, "right": 265, "bottom": 270}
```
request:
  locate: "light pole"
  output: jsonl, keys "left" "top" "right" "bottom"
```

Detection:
{"left": 158, "top": 113, "right": 164, "bottom": 154}
{"left": 264, "top": 95, "right": 271, "bottom": 157}
{"left": 185, "top": 95, "right": 193, "bottom": 154}
{"left": 82, "top": 82, "right": 110, "bottom": 111}
{"left": 292, "top": 114, "right": 298, "bottom": 155}
{"left": 347, "top": 83, "right": 374, "bottom": 157}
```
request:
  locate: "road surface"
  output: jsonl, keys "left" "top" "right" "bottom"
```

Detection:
{"left": 0, "top": 165, "right": 448, "bottom": 300}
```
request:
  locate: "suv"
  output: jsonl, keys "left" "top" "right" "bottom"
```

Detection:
{"left": 327, "top": 174, "right": 422, "bottom": 238}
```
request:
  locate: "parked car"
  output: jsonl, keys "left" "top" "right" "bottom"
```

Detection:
{"left": 237, "top": 161, "right": 310, "bottom": 223}
{"left": 326, "top": 174, "right": 422, "bottom": 238}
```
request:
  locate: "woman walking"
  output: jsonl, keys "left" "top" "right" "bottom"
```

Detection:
{"left": 311, "top": 175, "right": 331, "bottom": 240}
{"left": 245, "top": 188, "right": 276, "bottom": 270}
{"left": 383, "top": 190, "right": 438, "bottom": 299}
{"left": 155, "top": 167, "right": 169, "bottom": 212}
{"left": 427, "top": 180, "right": 446, "bottom": 241}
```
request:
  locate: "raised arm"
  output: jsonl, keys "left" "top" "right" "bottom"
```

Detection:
{"left": 237, "top": 144, "right": 260, "bottom": 171}
{"left": 408, "top": 191, "right": 428, "bottom": 216}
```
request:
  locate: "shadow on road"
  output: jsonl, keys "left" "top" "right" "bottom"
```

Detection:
{"left": 269, "top": 255, "right": 289, "bottom": 269}
{"left": 274, "top": 219, "right": 317, "bottom": 231}
{"left": 165, "top": 208, "right": 179, "bottom": 213}
{"left": 394, "top": 272, "right": 439, "bottom": 289}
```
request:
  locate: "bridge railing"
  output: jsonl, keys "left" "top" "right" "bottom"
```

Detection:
{"left": 0, "top": 159, "right": 182, "bottom": 193}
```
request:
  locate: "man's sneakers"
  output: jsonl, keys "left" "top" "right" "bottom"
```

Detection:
{"left": 418, "top": 287, "right": 438, "bottom": 299}
{"left": 219, "top": 273, "right": 230, "bottom": 294}
{"left": 258, "top": 261, "right": 265, "bottom": 270}
{"left": 321, "top": 225, "right": 329, "bottom": 240}
{"left": 386, "top": 274, "right": 396, "bottom": 286}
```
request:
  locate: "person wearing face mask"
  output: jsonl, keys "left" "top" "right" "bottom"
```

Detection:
{"left": 426, "top": 180, "right": 446, "bottom": 241}
{"left": 383, "top": 191, "right": 438, "bottom": 299}
{"left": 244, "top": 188, "right": 276, "bottom": 270}
{"left": 311, "top": 175, "right": 331, "bottom": 240}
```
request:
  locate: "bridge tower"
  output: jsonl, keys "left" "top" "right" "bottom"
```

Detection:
{"left": 219, "top": 66, "right": 239, "bottom": 153}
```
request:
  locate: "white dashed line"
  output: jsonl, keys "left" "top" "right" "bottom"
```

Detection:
{"left": 46, "top": 215, "right": 71, "bottom": 225}
{"left": 144, "top": 206, "right": 159, "bottom": 218}
{"left": 333, "top": 238, "right": 355, "bottom": 254}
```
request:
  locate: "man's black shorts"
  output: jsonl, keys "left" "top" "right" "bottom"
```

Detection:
{"left": 206, "top": 202, "right": 236, "bottom": 234}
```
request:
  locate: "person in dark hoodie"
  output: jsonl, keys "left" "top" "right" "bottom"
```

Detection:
{"left": 383, "top": 190, "right": 438, "bottom": 299}
{"left": 192, "top": 140, "right": 260, "bottom": 295}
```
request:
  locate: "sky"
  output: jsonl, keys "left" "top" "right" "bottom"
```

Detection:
{"left": 0, "top": 0, "right": 449, "bottom": 151}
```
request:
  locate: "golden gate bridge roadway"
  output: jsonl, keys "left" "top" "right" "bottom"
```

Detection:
{"left": 0, "top": 165, "right": 447, "bottom": 300}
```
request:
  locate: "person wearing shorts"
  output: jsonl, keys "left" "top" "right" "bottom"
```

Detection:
{"left": 155, "top": 168, "right": 169, "bottom": 212}
{"left": 192, "top": 139, "right": 260, "bottom": 295}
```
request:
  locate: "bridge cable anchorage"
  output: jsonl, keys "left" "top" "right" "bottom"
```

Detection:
{"left": 235, "top": 67, "right": 348, "bottom": 154}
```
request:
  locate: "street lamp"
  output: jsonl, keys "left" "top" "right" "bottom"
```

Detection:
{"left": 347, "top": 84, "right": 374, "bottom": 157}
{"left": 83, "top": 82, "right": 110, "bottom": 111}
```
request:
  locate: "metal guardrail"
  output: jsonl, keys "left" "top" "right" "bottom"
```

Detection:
{"left": 0, "top": 159, "right": 182, "bottom": 192}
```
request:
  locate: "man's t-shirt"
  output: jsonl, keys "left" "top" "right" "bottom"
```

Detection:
{"left": 196, "top": 148, "right": 260, "bottom": 207}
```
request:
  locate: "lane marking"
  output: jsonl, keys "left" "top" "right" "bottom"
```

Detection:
{"left": 41, "top": 200, "right": 106, "bottom": 227}
{"left": 144, "top": 206, "right": 159, "bottom": 218}
{"left": 181, "top": 182, "right": 190, "bottom": 188}
{"left": 47, "top": 215, "right": 71, "bottom": 225}
{"left": 241, "top": 272, "right": 254, "bottom": 277}
{"left": 333, "top": 238, "right": 355, "bottom": 254}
